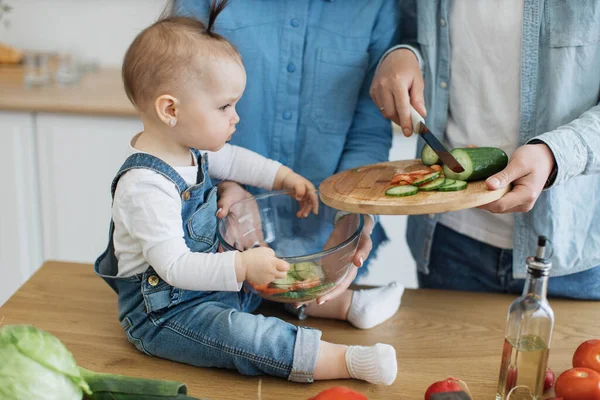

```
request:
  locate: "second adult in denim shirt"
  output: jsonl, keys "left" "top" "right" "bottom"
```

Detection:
{"left": 396, "top": 0, "right": 600, "bottom": 281}
{"left": 176, "top": 0, "right": 403, "bottom": 275}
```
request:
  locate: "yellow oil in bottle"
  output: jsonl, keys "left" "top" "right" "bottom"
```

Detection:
{"left": 496, "top": 335, "right": 549, "bottom": 400}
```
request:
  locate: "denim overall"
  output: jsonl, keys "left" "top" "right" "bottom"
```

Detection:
{"left": 95, "top": 150, "right": 321, "bottom": 382}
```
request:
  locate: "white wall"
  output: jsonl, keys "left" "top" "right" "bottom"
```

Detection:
{"left": 0, "top": 0, "right": 169, "bottom": 67}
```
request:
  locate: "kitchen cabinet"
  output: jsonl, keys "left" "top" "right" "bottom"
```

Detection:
{"left": 0, "top": 111, "right": 43, "bottom": 305}
{"left": 36, "top": 113, "right": 141, "bottom": 264}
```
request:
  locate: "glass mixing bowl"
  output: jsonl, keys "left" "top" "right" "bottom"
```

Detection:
{"left": 217, "top": 190, "right": 364, "bottom": 303}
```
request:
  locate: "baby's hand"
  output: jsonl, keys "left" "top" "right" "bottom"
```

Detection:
{"left": 237, "top": 247, "right": 290, "bottom": 285}
{"left": 275, "top": 166, "right": 319, "bottom": 218}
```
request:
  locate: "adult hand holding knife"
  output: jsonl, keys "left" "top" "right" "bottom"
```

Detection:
{"left": 409, "top": 105, "right": 464, "bottom": 173}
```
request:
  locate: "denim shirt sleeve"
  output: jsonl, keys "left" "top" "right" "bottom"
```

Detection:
{"left": 336, "top": 0, "right": 400, "bottom": 174}
{"left": 376, "top": 0, "right": 423, "bottom": 73}
{"left": 528, "top": 102, "right": 600, "bottom": 188}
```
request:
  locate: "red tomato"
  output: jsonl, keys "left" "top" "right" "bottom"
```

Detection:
{"left": 573, "top": 340, "right": 600, "bottom": 374}
{"left": 309, "top": 387, "right": 368, "bottom": 400}
{"left": 554, "top": 368, "right": 600, "bottom": 400}
{"left": 424, "top": 378, "right": 463, "bottom": 400}
{"left": 545, "top": 367, "right": 556, "bottom": 393}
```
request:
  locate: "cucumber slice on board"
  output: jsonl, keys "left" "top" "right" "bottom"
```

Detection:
{"left": 418, "top": 177, "right": 446, "bottom": 191}
{"left": 385, "top": 185, "right": 418, "bottom": 197}
{"left": 442, "top": 147, "right": 508, "bottom": 181}
{"left": 413, "top": 172, "right": 442, "bottom": 186}
{"left": 437, "top": 180, "right": 468, "bottom": 192}
{"left": 438, "top": 178, "right": 456, "bottom": 188}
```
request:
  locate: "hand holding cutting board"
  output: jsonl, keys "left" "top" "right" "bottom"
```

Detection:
{"left": 479, "top": 142, "right": 556, "bottom": 213}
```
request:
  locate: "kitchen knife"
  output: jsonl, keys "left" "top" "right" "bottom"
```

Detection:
{"left": 410, "top": 105, "right": 465, "bottom": 173}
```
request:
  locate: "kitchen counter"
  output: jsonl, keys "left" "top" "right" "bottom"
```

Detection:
{"left": 0, "top": 65, "right": 137, "bottom": 116}
{"left": 2, "top": 261, "right": 597, "bottom": 399}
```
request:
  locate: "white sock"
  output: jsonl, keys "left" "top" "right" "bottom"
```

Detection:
{"left": 345, "top": 343, "right": 397, "bottom": 385}
{"left": 347, "top": 281, "right": 404, "bottom": 329}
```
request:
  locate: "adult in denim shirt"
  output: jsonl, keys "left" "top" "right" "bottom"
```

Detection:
{"left": 371, "top": 1, "right": 600, "bottom": 299}
{"left": 175, "top": 0, "right": 403, "bottom": 299}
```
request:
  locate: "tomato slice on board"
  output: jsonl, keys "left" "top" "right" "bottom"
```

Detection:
{"left": 406, "top": 168, "right": 434, "bottom": 176}
{"left": 390, "top": 174, "right": 415, "bottom": 184}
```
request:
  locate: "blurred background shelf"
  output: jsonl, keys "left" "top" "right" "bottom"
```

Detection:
{"left": 0, "top": 66, "right": 137, "bottom": 116}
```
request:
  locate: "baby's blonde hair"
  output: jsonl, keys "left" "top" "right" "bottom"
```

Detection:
{"left": 122, "top": 0, "right": 241, "bottom": 110}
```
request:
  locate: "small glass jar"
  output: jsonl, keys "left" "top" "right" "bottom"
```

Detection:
{"left": 24, "top": 51, "right": 51, "bottom": 87}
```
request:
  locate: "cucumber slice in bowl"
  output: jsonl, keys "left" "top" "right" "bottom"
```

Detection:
{"left": 418, "top": 177, "right": 446, "bottom": 191}
{"left": 442, "top": 147, "right": 508, "bottom": 181}
{"left": 421, "top": 144, "right": 440, "bottom": 166}
{"left": 386, "top": 185, "right": 418, "bottom": 197}
{"left": 437, "top": 180, "right": 467, "bottom": 191}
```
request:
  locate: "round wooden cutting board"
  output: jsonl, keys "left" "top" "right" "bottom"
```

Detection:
{"left": 319, "top": 159, "right": 510, "bottom": 215}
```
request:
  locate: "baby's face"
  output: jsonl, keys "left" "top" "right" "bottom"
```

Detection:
{"left": 177, "top": 56, "right": 246, "bottom": 152}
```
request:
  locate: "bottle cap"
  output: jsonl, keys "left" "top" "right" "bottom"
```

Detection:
{"left": 526, "top": 235, "right": 552, "bottom": 275}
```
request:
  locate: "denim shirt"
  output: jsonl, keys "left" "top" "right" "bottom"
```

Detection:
{"left": 175, "top": 0, "right": 399, "bottom": 185}
{"left": 398, "top": 0, "right": 600, "bottom": 278}
{"left": 174, "top": 1, "right": 403, "bottom": 274}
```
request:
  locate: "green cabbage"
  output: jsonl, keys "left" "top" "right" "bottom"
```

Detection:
{"left": 0, "top": 325, "right": 203, "bottom": 400}
{"left": 0, "top": 325, "right": 90, "bottom": 400}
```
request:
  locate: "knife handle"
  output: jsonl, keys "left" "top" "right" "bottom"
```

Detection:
{"left": 409, "top": 105, "right": 425, "bottom": 133}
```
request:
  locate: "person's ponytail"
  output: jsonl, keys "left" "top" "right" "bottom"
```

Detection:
{"left": 207, "top": 0, "right": 230, "bottom": 36}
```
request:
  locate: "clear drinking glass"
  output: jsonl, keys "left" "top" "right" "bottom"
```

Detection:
{"left": 24, "top": 52, "right": 51, "bottom": 87}
{"left": 54, "top": 52, "right": 80, "bottom": 85}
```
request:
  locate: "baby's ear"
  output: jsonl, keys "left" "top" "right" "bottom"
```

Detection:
{"left": 154, "top": 94, "right": 179, "bottom": 127}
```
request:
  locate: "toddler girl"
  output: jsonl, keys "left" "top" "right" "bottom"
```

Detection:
{"left": 95, "top": 1, "right": 402, "bottom": 385}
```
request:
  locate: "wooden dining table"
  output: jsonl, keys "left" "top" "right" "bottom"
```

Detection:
{"left": 1, "top": 261, "right": 598, "bottom": 399}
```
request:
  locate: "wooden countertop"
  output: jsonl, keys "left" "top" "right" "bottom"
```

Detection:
{"left": 1, "top": 261, "right": 597, "bottom": 399}
{"left": 0, "top": 66, "right": 138, "bottom": 117}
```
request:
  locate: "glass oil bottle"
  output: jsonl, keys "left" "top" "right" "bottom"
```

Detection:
{"left": 496, "top": 236, "right": 554, "bottom": 400}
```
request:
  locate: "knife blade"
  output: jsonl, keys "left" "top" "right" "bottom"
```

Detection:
{"left": 409, "top": 106, "right": 464, "bottom": 173}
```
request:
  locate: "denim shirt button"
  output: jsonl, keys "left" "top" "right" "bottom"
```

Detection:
{"left": 439, "top": 81, "right": 448, "bottom": 89}
{"left": 182, "top": 191, "right": 191, "bottom": 201}
{"left": 287, "top": 63, "right": 296, "bottom": 73}
{"left": 148, "top": 275, "right": 159, "bottom": 287}
{"left": 283, "top": 111, "right": 292, "bottom": 120}
{"left": 290, "top": 18, "right": 300, "bottom": 27}
{"left": 440, "top": 18, "right": 446, "bottom": 27}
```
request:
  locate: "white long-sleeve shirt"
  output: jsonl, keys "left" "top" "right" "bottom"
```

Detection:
{"left": 438, "top": 0, "right": 523, "bottom": 250}
{"left": 112, "top": 135, "right": 281, "bottom": 291}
